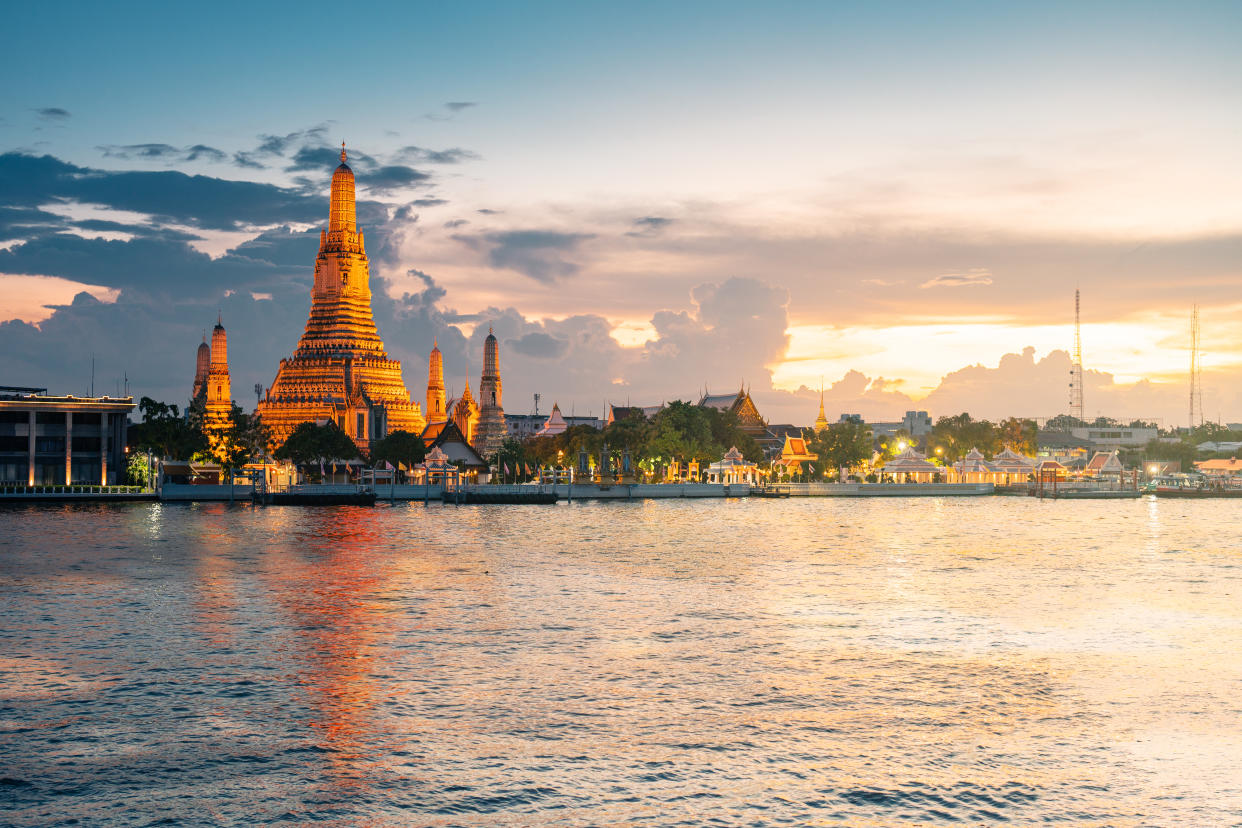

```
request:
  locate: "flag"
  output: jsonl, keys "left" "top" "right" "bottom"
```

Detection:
{"left": 319, "top": 459, "right": 325, "bottom": 477}
{"left": 383, "top": 460, "right": 394, "bottom": 471}
{"left": 504, "top": 462, "right": 511, "bottom": 476}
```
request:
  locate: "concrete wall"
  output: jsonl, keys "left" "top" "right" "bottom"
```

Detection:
{"left": 160, "top": 484, "right": 255, "bottom": 502}
{"left": 781, "top": 482, "right": 994, "bottom": 497}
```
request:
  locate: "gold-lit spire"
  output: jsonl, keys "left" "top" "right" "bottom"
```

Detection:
{"left": 340, "top": 141, "right": 347, "bottom": 164}
{"left": 814, "top": 377, "right": 829, "bottom": 432}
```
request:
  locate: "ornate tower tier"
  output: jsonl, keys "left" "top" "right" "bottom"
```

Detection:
{"left": 474, "top": 327, "right": 507, "bottom": 457}
{"left": 258, "top": 143, "right": 425, "bottom": 451}
{"left": 205, "top": 314, "right": 233, "bottom": 444}
{"left": 192, "top": 333, "right": 210, "bottom": 401}
{"left": 427, "top": 339, "right": 447, "bottom": 425}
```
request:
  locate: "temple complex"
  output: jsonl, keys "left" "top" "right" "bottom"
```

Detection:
{"left": 474, "top": 328, "right": 507, "bottom": 457}
{"left": 257, "top": 144, "right": 424, "bottom": 451}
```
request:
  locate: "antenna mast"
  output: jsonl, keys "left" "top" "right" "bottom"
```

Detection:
{"left": 1069, "top": 290, "right": 1084, "bottom": 422}
{"left": 1190, "top": 306, "right": 1203, "bottom": 429}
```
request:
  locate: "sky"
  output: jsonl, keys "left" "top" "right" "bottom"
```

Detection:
{"left": 2, "top": 1, "right": 1241, "bottom": 428}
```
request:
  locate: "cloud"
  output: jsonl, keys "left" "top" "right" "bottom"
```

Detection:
{"left": 410, "top": 198, "right": 448, "bottom": 208}
{"left": 253, "top": 126, "right": 330, "bottom": 158}
{"left": 395, "top": 146, "right": 480, "bottom": 165}
{"left": 0, "top": 152, "right": 322, "bottom": 232}
{"left": 508, "top": 331, "right": 568, "bottom": 359}
{"left": 455, "top": 229, "right": 595, "bottom": 283}
{"left": 477, "top": 208, "right": 501, "bottom": 215}
{"left": 232, "top": 152, "right": 266, "bottom": 169}
{"left": 99, "top": 143, "right": 227, "bottom": 164}
{"left": 356, "top": 165, "right": 432, "bottom": 194}
{"left": 443, "top": 219, "right": 468, "bottom": 229}
{"left": 35, "top": 108, "right": 70, "bottom": 120}
{"left": 627, "top": 216, "right": 674, "bottom": 237}
{"left": 422, "top": 102, "right": 479, "bottom": 122}
{"left": 920, "top": 268, "right": 994, "bottom": 289}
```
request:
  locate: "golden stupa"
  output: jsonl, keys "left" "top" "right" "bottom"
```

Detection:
{"left": 258, "top": 143, "right": 425, "bottom": 451}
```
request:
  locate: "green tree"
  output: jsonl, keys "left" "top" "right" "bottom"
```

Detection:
{"left": 809, "top": 420, "right": 873, "bottom": 479}
{"left": 703, "top": 407, "right": 762, "bottom": 462}
{"left": 1044, "top": 413, "right": 1084, "bottom": 432}
{"left": 998, "top": 417, "right": 1037, "bottom": 455}
{"left": 494, "top": 438, "right": 533, "bottom": 482}
{"left": 275, "top": 421, "right": 360, "bottom": 468}
{"left": 648, "top": 401, "right": 719, "bottom": 465}
{"left": 129, "top": 397, "right": 207, "bottom": 459}
{"left": 368, "top": 429, "right": 426, "bottom": 469}
{"left": 929, "top": 413, "right": 1000, "bottom": 462}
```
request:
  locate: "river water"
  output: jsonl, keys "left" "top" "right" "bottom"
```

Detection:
{"left": 1, "top": 497, "right": 1240, "bottom": 826}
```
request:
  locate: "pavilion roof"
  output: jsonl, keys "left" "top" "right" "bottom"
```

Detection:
{"left": 954, "top": 447, "right": 994, "bottom": 474}
{"left": 881, "top": 447, "right": 938, "bottom": 473}
{"left": 992, "top": 446, "right": 1037, "bottom": 471}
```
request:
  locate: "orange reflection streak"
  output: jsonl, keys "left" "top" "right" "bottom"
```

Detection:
{"left": 261, "top": 507, "right": 394, "bottom": 788}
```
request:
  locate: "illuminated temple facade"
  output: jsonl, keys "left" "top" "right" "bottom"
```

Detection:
{"left": 257, "top": 145, "right": 424, "bottom": 451}
{"left": 204, "top": 314, "right": 233, "bottom": 442}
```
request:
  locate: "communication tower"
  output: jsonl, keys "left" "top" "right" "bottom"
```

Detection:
{"left": 1189, "top": 306, "right": 1203, "bottom": 429}
{"left": 1068, "top": 290, "right": 1084, "bottom": 422}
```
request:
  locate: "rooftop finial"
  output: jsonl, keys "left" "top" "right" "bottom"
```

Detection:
{"left": 217, "top": 309, "right": 222, "bottom": 326}
{"left": 340, "top": 141, "right": 347, "bottom": 164}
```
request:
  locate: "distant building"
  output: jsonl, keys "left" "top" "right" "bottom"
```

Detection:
{"left": 0, "top": 386, "right": 134, "bottom": 486}
{"left": 1070, "top": 426, "right": 1157, "bottom": 449}
{"left": 870, "top": 411, "right": 933, "bottom": 441}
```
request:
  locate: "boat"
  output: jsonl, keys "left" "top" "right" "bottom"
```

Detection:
{"left": 1142, "top": 475, "right": 1242, "bottom": 497}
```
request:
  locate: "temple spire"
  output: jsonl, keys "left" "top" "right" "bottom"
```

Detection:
{"left": 341, "top": 141, "right": 347, "bottom": 164}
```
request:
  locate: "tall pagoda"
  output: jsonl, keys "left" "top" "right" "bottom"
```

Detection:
{"left": 474, "top": 328, "right": 507, "bottom": 457}
{"left": 257, "top": 144, "right": 424, "bottom": 451}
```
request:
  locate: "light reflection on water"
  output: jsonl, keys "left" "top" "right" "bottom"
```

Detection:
{"left": 2, "top": 497, "right": 1241, "bottom": 825}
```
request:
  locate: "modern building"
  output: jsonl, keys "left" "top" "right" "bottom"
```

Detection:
{"left": 258, "top": 144, "right": 426, "bottom": 451}
{"left": 869, "top": 411, "right": 934, "bottom": 442}
{"left": 1069, "top": 426, "right": 1157, "bottom": 449}
{"left": 0, "top": 386, "right": 134, "bottom": 486}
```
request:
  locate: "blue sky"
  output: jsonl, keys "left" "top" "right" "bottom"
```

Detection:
{"left": 3, "top": 2, "right": 1241, "bottom": 424}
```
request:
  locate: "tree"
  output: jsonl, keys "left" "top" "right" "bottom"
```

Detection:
{"left": 648, "top": 401, "right": 719, "bottom": 465}
{"left": 809, "top": 420, "right": 873, "bottom": 479}
{"left": 368, "top": 430, "right": 426, "bottom": 469}
{"left": 129, "top": 396, "right": 206, "bottom": 459}
{"left": 275, "top": 421, "right": 360, "bottom": 468}
{"left": 998, "top": 417, "right": 1037, "bottom": 455}
{"left": 494, "top": 438, "right": 533, "bottom": 482}
{"left": 929, "top": 413, "right": 1000, "bottom": 462}
{"left": 703, "top": 407, "right": 762, "bottom": 462}
{"left": 1044, "top": 414, "right": 1084, "bottom": 432}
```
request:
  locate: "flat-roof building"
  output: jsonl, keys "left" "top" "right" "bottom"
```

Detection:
{"left": 0, "top": 386, "right": 134, "bottom": 486}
